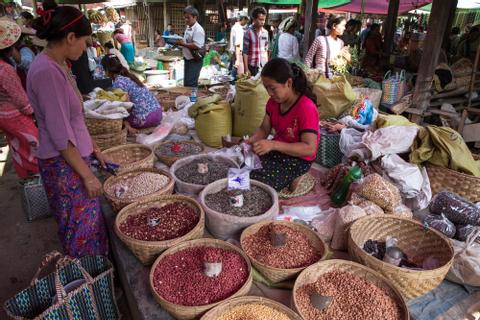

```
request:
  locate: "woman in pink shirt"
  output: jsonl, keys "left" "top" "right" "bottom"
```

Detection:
{"left": 113, "top": 28, "right": 135, "bottom": 64}
{"left": 28, "top": 4, "right": 108, "bottom": 257}
{"left": 248, "top": 58, "right": 319, "bottom": 192}
{"left": 0, "top": 20, "right": 39, "bottom": 178}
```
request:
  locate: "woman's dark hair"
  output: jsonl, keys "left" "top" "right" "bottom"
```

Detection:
{"left": 32, "top": 4, "right": 91, "bottom": 42}
{"left": 104, "top": 41, "right": 114, "bottom": 49}
{"left": 327, "top": 15, "right": 346, "bottom": 30}
{"left": 101, "top": 54, "right": 144, "bottom": 88}
{"left": 113, "top": 28, "right": 124, "bottom": 35}
{"left": 366, "top": 23, "right": 380, "bottom": 40}
{"left": 261, "top": 58, "right": 316, "bottom": 102}
{"left": 0, "top": 47, "right": 14, "bottom": 66}
{"left": 42, "top": 0, "right": 58, "bottom": 11}
{"left": 251, "top": 7, "right": 267, "bottom": 19}
{"left": 20, "top": 11, "right": 34, "bottom": 20}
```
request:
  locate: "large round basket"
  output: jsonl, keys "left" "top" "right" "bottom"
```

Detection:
{"left": 103, "top": 144, "right": 154, "bottom": 174}
{"left": 155, "top": 141, "right": 205, "bottom": 167}
{"left": 426, "top": 153, "right": 480, "bottom": 202}
{"left": 149, "top": 238, "right": 253, "bottom": 320}
{"left": 115, "top": 195, "right": 205, "bottom": 265}
{"left": 348, "top": 215, "right": 454, "bottom": 300}
{"left": 170, "top": 154, "right": 239, "bottom": 195}
{"left": 240, "top": 221, "right": 328, "bottom": 284}
{"left": 293, "top": 259, "right": 409, "bottom": 320}
{"left": 201, "top": 296, "right": 302, "bottom": 320}
{"left": 92, "top": 127, "right": 127, "bottom": 151}
{"left": 200, "top": 179, "right": 279, "bottom": 240}
{"left": 85, "top": 118, "right": 123, "bottom": 136}
{"left": 103, "top": 168, "right": 174, "bottom": 212}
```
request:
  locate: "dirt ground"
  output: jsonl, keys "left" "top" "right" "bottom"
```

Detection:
{"left": 0, "top": 147, "right": 131, "bottom": 320}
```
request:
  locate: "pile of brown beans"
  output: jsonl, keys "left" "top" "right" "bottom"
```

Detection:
{"left": 216, "top": 303, "right": 291, "bottom": 320}
{"left": 242, "top": 224, "right": 321, "bottom": 269}
{"left": 295, "top": 271, "right": 402, "bottom": 320}
{"left": 152, "top": 246, "right": 249, "bottom": 306}
{"left": 119, "top": 202, "right": 199, "bottom": 241}
{"left": 106, "top": 172, "right": 170, "bottom": 199}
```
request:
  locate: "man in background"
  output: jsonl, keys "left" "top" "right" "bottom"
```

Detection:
{"left": 242, "top": 7, "right": 269, "bottom": 76}
{"left": 229, "top": 13, "right": 249, "bottom": 76}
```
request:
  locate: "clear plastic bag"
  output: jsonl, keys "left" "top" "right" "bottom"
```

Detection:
{"left": 349, "top": 193, "right": 384, "bottom": 216}
{"left": 311, "top": 208, "right": 338, "bottom": 243}
{"left": 424, "top": 213, "right": 456, "bottom": 238}
{"left": 331, "top": 205, "right": 366, "bottom": 250}
{"left": 446, "top": 228, "right": 480, "bottom": 286}
{"left": 455, "top": 224, "right": 476, "bottom": 242}
{"left": 429, "top": 191, "right": 480, "bottom": 226}
{"left": 357, "top": 173, "right": 402, "bottom": 211}
{"left": 388, "top": 204, "right": 413, "bottom": 218}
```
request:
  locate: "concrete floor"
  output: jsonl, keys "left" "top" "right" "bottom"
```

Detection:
{"left": 0, "top": 146, "right": 131, "bottom": 320}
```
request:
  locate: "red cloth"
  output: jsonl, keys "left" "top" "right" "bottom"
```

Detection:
{"left": 266, "top": 95, "right": 319, "bottom": 161}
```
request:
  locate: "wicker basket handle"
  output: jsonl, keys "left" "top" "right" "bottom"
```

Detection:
{"left": 30, "top": 251, "right": 63, "bottom": 285}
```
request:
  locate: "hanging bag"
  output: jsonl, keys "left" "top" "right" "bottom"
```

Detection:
{"left": 4, "top": 251, "right": 119, "bottom": 320}
{"left": 381, "top": 70, "right": 406, "bottom": 105}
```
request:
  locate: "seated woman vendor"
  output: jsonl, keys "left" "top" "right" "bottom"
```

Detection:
{"left": 101, "top": 55, "right": 162, "bottom": 134}
{"left": 248, "top": 58, "right": 319, "bottom": 192}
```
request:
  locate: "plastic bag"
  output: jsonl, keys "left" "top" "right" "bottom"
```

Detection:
{"left": 331, "top": 205, "right": 366, "bottom": 250}
{"left": 227, "top": 168, "right": 250, "bottom": 191}
{"left": 225, "top": 85, "right": 236, "bottom": 103}
{"left": 455, "top": 225, "right": 476, "bottom": 242}
{"left": 381, "top": 154, "right": 425, "bottom": 198}
{"left": 312, "top": 75, "right": 356, "bottom": 119}
{"left": 311, "top": 208, "right": 338, "bottom": 243}
{"left": 349, "top": 193, "right": 384, "bottom": 216}
{"left": 429, "top": 191, "right": 480, "bottom": 226}
{"left": 360, "top": 125, "right": 419, "bottom": 160}
{"left": 387, "top": 204, "right": 413, "bottom": 218}
{"left": 136, "top": 111, "right": 181, "bottom": 146}
{"left": 404, "top": 167, "right": 432, "bottom": 211}
{"left": 339, "top": 128, "right": 364, "bottom": 159}
{"left": 424, "top": 213, "right": 456, "bottom": 238}
{"left": 357, "top": 173, "right": 402, "bottom": 211}
{"left": 446, "top": 228, "right": 480, "bottom": 286}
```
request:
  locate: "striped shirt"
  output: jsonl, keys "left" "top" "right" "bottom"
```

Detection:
{"left": 243, "top": 26, "right": 269, "bottom": 68}
{"left": 304, "top": 36, "right": 344, "bottom": 78}
{"left": 0, "top": 61, "right": 33, "bottom": 119}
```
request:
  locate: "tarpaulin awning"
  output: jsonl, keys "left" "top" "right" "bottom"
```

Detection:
{"left": 253, "top": 0, "right": 350, "bottom": 8}
{"left": 421, "top": 0, "right": 480, "bottom": 11}
{"left": 325, "top": 0, "right": 432, "bottom": 15}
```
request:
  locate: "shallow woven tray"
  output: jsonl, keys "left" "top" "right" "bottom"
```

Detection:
{"left": 293, "top": 259, "right": 409, "bottom": 320}
{"left": 103, "top": 167, "right": 174, "bottom": 212}
{"left": 154, "top": 141, "right": 205, "bottom": 167}
{"left": 86, "top": 117, "right": 123, "bottom": 135}
{"left": 149, "top": 238, "right": 253, "bottom": 320}
{"left": 103, "top": 143, "right": 154, "bottom": 174}
{"left": 201, "top": 296, "right": 302, "bottom": 320}
{"left": 92, "top": 127, "right": 127, "bottom": 151}
{"left": 240, "top": 221, "right": 327, "bottom": 284}
{"left": 279, "top": 173, "right": 316, "bottom": 199}
{"left": 115, "top": 195, "right": 205, "bottom": 265}
{"left": 426, "top": 153, "right": 480, "bottom": 203}
{"left": 348, "top": 215, "right": 454, "bottom": 300}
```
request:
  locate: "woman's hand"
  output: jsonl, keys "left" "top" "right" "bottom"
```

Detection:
{"left": 83, "top": 175, "right": 103, "bottom": 198}
{"left": 341, "top": 46, "right": 351, "bottom": 62}
{"left": 253, "top": 139, "right": 275, "bottom": 156}
{"left": 124, "top": 122, "right": 138, "bottom": 135}
{"left": 93, "top": 148, "right": 110, "bottom": 168}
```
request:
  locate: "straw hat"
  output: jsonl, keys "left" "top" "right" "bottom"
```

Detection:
{"left": 0, "top": 19, "right": 21, "bottom": 50}
{"left": 279, "top": 16, "right": 296, "bottom": 33}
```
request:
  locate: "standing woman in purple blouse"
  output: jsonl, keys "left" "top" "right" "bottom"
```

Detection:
{"left": 27, "top": 2, "right": 109, "bottom": 257}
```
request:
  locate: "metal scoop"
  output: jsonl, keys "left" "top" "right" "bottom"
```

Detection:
{"left": 310, "top": 292, "right": 333, "bottom": 311}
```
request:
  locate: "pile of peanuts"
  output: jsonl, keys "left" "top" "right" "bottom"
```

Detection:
{"left": 152, "top": 247, "right": 249, "bottom": 306}
{"left": 106, "top": 172, "right": 170, "bottom": 199}
{"left": 216, "top": 303, "right": 291, "bottom": 320}
{"left": 295, "top": 271, "right": 402, "bottom": 320}
{"left": 242, "top": 224, "right": 321, "bottom": 269}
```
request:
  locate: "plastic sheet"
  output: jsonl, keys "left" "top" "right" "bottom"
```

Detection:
{"left": 446, "top": 229, "right": 480, "bottom": 286}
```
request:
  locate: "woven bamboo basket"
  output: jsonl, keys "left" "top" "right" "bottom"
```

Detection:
{"left": 426, "top": 153, "right": 480, "bottom": 203}
{"left": 85, "top": 118, "right": 123, "bottom": 136}
{"left": 149, "top": 238, "right": 253, "bottom": 320}
{"left": 293, "top": 259, "right": 409, "bottom": 320}
{"left": 201, "top": 296, "right": 302, "bottom": 320}
{"left": 103, "top": 168, "right": 174, "bottom": 212}
{"left": 115, "top": 195, "right": 205, "bottom": 265}
{"left": 103, "top": 144, "right": 154, "bottom": 174}
{"left": 154, "top": 141, "right": 205, "bottom": 167}
{"left": 240, "top": 221, "right": 328, "bottom": 284}
{"left": 348, "top": 215, "right": 454, "bottom": 300}
{"left": 92, "top": 127, "right": 127, "bottom": 151}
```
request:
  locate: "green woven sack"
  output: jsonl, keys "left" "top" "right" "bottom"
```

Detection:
{"left": 189, "top": 94, "right": 232, "bottom": 148}
{"left": 315, "top": 129, "right": 343, "bottom": 168}
{"left": 4, "top": 251, "right": 119, "bottom": 320}
{"left": 232, "top": 78, "right": 269, "bottom": 137}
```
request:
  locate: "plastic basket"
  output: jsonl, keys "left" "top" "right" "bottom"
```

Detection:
{"left": 19, "top": 176, "right": 51, "bottom": 222}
